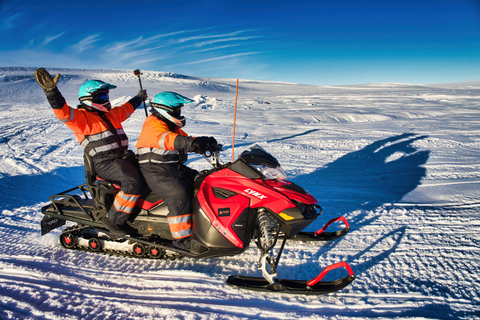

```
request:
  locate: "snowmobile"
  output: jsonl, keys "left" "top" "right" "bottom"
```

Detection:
{"left": 40, "top": 144, "right": 355, "bottom": 295}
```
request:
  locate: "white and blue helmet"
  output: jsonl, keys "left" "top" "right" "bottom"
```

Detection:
{"left": 150, "top": 91, "right": 194, "bottom": 128}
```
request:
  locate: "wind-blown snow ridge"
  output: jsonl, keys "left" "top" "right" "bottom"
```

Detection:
{"left": 0, "top": 67, "right": 479, "bottom": 319}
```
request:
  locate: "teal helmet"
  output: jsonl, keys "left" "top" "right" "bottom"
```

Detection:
{"left": 150, "top": 92, "right": 194, "bottom": 128}
{"left": 78, "top": 80, "right": 117, "bottom": 112}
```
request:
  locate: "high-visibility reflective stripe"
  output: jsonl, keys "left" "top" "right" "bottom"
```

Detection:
{"left": 118, "top": 191, "right": 140, "bottom": 202}
{"left": 67, "top": 109, "right": 74, "bottom": 121}
{"left": 85, "top": 129, "right": 126, "bottom": 142}
{"left": 58, "top": 107, "right": 74, "bottom": 122}
{"left": 171, "top": 227, "right": 191, "bottom": 239}
{"left": 137, "top": 148, "right": 149, "bottom": 154}
{"left": 79, "top": 127, "right": 129, "bottom": 156}
{"left": 120, "top": 105, "right": 131, "bottom": 118}
{"left": 88, "top": 131, "right": 115, "bottom": 141}
{"left": 88, "top": 141, "right": 122, "bottom": 156}
{"left": 137, "top": 147, "right": 182, "bottom": 164}
{"left": 138, "top": 159, "right": 179, "bottom": 164}
{"left": 83, "top": 138, "right": 127, "bottom": 150}
{"left": 113, "top": 191, "right": 140, "bottom": 214}
{"left": 137, "top": 148, "right": 178, "bottom": 156}
{"left": 168, "top": 214, "right": 192, "bottom": 239}
{"left": 137, "top": 148, "right": 178, "bottom": 155}
{"left": 158, "top": 132, "right": 170, "bottom": 149}
{"left": 168, "top": 214, "right": 191, "bottom": 225}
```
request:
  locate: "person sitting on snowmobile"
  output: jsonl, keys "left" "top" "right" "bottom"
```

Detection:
{"left": 34, "top": 68, "right": 147, "bottom": 238}
{"left": 136, "top": 91, "right": 217, "bottom": 250}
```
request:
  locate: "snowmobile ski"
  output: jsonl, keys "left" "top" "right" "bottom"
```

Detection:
{"left": 226, "top": 262, "right": 355, "bottom": 295}
{"left": 289, "top": 216, "right": 350, "bottom": 242}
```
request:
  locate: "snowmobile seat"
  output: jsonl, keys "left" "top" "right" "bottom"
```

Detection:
{"left": 83, "top": 151, "right": 117, "bottom": 210}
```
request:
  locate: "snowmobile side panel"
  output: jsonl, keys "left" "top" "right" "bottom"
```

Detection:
{"left": 191, "top": 197, "right": 251, "bottom": 257}
{"left": 196, "top": 180, "right": 253, "bottom": 248}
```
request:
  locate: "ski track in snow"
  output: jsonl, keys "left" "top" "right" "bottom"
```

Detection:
{"left": 0, "top": 67, "right": 479, "bottom": 319}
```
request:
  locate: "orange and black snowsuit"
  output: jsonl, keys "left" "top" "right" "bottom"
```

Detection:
{"left": 45, "top": 88, "right": 143, "bottom": 225}
{"left": 136, "top": 114, "right": 197, "bottom": 239}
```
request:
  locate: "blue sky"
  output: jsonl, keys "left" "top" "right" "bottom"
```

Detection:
{"left": 1, "top": 0, "right": 479, "bottom": 85}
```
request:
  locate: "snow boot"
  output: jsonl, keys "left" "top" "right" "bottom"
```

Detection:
{"left": 102, "top": 218, "right": 129, "bottom": 239}
{"left": 172, "top": 237, "right": 191, "bottom": 251}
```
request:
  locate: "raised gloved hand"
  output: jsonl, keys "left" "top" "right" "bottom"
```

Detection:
{"left": 34, "top": 68, "right": 61, "bottom": 91}
{"left": 191, "top": 137, "right": 211, "bottom": 154}
{"left": 137, "top": 89, "right": 148, "bottom": 101}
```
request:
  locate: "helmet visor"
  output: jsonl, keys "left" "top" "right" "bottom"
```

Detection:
{"left": 172, "top": 106, "right": 182, "bottom": 117}
{"left": 92, "top": 91, "right": 109, "bottom": 104}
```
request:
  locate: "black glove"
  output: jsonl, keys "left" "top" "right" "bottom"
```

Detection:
{"left": 208, "top": 137, "right": 219, "bottom": 151}
{"left": 191, "top": 137, "right": 211, "bottom": 154}
{"left": 34, "top": 68, "right": 61, "bottom": 91}
{"left": 137, "top": 89, "right": 147, "bottom": 101}
{"left": 208, "top": 137, "right": 217, "bottom": 146}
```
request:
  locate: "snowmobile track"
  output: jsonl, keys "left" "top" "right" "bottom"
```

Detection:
{"left": 59, "top": 225, "right": 184, "bottom": 260}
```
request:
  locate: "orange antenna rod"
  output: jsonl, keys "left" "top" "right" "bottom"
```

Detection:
{"left": 232, "top": 79, "right": 239, "bottom": 162}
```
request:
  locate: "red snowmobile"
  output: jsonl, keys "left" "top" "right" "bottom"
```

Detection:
{"left": 41, "top": 144, "right": 354, "bottom": 294}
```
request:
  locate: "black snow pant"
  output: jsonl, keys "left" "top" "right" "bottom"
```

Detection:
{"left": 140, "top": 163, "right": 198, "bottom": 239}
{"left": 94, "top": 156, "right": 143, "bottom": 225}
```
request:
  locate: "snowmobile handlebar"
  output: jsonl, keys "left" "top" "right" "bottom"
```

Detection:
{"left": 203, "top": 144, "right": 223, "bottom": 168}
{"left": 203, "top": 143, "right": 222, "bottom": 157}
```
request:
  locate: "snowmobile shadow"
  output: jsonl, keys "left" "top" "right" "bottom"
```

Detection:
{"left": 350, "top": 226, "right": 406, "bottom": 273}
{"left": 285, "top": 133, "right": 433, "bottom": 294}
{"left": 288, "top": 133, "right": 429, "bottom": 268}
{"left": 0, "top": 166, "right": 85, "bottom": 212}
{"left": 293, "top": 133, "right": 430, "bottom": 224}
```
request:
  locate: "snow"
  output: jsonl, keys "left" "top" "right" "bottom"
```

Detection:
{"left": 1, "top": 66, "right": 479, "bottom": 319}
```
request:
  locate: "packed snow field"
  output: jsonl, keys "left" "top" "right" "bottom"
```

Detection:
{"left": 0, "top": 67, "right": 479, "bottom": 319}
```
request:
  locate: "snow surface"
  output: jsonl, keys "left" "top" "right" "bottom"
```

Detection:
{"left": 0, "top": 67, "right": 479, "bottom": 319}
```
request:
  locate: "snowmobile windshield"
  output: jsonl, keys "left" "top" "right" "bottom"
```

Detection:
{"left": 239, "top": 145, "right": 287, "bottom": 180}
{"left": 251, "top": 163, "right": 288, "bottom": 180}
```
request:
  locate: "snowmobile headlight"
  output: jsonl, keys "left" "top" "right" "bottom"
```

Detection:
{"left": 252, "top": 164, "right": 288, "bottom": 180}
